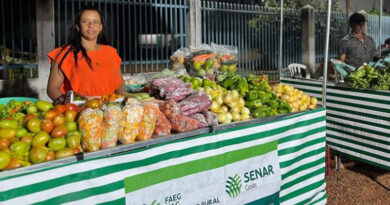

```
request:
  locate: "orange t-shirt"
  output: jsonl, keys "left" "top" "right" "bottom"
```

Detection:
{"left": 47, "top": 45, "right": 123, "bottom": 96}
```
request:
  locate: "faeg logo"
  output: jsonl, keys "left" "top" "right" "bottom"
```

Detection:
{"left": 225, "top": 174, "right": 242, "bottom": 198}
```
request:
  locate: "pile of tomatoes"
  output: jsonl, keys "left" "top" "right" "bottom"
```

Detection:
{"left": 0, "top": 100, "right": 82, "bottom": 170}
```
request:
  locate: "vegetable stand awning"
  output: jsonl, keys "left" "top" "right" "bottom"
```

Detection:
{"left": 0, "top": 108, "right": 326, "bottom": 204}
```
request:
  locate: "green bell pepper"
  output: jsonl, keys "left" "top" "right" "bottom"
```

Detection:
{"left": 222, "top": 75, "right": 240, "bottom": 89}
{"left": 252, "top": 106, "right": 271, "bottom": 118}
{"left": 278, "top": 100, "right": 292, "bottom": 114}
{"left": 268, "top": 100, "right": 278, "bottom": 110}
{"left": 245, "top": 99, "right": 263, "bottom": 110}
{"left": 246, "top": 90, "right": 258, "bottom": 101}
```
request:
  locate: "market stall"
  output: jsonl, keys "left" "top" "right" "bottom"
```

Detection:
{"left": 282, "top": 77, "right": 390, "bottom": 170}
{"left": 0, "top": 0, "right": 331, "bottom": 204}
{"left": 0, "top": 108, "right": 326, "bottom": 204}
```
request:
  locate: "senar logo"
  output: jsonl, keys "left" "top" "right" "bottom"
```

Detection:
{"left": 225, "top": 174, "right": 242, "bottom": 198}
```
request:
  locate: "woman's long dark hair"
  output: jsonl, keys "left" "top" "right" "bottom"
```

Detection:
{"left": 55, "top": 7, "right": 110, "bottom": 70}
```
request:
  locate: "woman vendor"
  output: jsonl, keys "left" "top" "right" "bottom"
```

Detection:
{"left": 47, "top": 7, "right": 126, "bottom": 104}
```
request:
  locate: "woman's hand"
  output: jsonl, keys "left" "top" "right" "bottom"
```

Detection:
{"left": 47, "top": 61, "right": 65, "bottom": 101}
{"left": 115, "top": 70, "right": 127, "bottom": 94}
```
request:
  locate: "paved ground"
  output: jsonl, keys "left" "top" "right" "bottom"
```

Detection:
{"left": 326, "top": 158, "right": 390, "bottom": 205}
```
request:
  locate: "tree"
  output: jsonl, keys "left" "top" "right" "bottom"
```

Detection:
{"left": 260, "top": 0, "right": 342, "bottom": 11}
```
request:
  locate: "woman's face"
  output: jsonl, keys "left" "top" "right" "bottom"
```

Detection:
{"left": 78, "top": 10, "right": 103, "bottom": 41}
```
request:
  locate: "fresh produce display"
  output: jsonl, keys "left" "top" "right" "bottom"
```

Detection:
{"left": 183, "top": 76, "right": 250, "bottom": 124}
{"left": 0, "top": 99, "right": 82, "bottom": 170}
{"left": 345, "top": 63, "right": 390, "bottom": 90}
{"left": 0, "top": 44, "right": 322, "bottom": 173}
{"left": 272, "top": 84, "right": 318, "bottom": 112}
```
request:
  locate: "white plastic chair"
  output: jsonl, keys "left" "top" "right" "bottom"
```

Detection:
{"left": 287, "top": 63, "right": 310, "bottom": 79}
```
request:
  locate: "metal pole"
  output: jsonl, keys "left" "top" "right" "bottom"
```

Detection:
{"left": 379, "top": 0, "right": 383, "bottom": 55}
{"left": 322, "top": 0, "right": 332, "bottom": 108}
{"left": 278, "top": 0, "right": 283, "bottom": 80}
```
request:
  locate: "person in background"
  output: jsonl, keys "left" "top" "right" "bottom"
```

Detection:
{"left": 380, "top": 38, "right": 390, "bottom": 57}
{"left": 47, "top": 7, "right": 126, "bottom": 104}
{"left": 339, "top": 12, "right": 378, "bottom": 68}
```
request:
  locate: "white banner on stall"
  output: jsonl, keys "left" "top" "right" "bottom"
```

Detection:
{"left": 124, "top": 141, "right": 281, "bottom": 205}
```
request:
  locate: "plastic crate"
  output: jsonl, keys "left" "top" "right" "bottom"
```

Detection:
{"left": 0, "top": 97, "right": 38, "bottom": 105}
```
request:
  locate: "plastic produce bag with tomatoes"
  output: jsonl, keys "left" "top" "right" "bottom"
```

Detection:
{"left": 211, "top": 43, "right": 238, "bottom": 73}
{"left": 100, "top": 104, "right": 121, "bottom": 149}
{"left": 118, "top": 99, "right": 144, "bottom": 144}
{"left": 188, "top": 44, "right": 216, "bottom": 77}
{"left": 78, "top": 108, "right": 104, "bottom": 152}
{"left": 137, "top": 103, "right": 158, "bottom": 141}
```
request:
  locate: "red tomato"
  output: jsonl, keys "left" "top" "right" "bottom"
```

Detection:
{"left": 46, "top": 151, "right": 56, "bottom": 161}
{"left": 4, "top": 158, "right": 23, "bottom": 170}
{"left": 65, "top": 104, "right": 80, "bottom": 112}
{"left": 41, "top": 119, "right": 54, "bottom": 133}
{"left": 53, "top": 114, "right": 65, "bottom": 126}
{"left": 20, "top": 135, "right": 33, "bottom": 144}
{"left": 45, "top": 109, "right": 58, "bottom": 120}
{"left": 64, "top": 110, "right": 78, "bottom": 122}
{"left": 24, "top": 114, "right": 36, "bottom": 124}
{"left": 54, "top": 104, "right": 66, "bottom": 114}
{"left": 51, "top": 125, "right": 68, "bottom": 138}
{"left": 0, "top": 138, "right": 10, "bottom": 150}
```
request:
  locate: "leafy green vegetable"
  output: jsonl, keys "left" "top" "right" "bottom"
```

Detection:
{"left": 345, "top": 63, "right": 390, "bottom": 90}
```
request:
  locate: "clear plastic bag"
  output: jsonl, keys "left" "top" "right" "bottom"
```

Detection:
{"left": 190, "top": 113, "right": 208, "bottom": 128}
{"left": 169, "top": 114, "right": 199, "bottom": 132}
{"left": 165, "top": 86, "right": 195, "bottom": 101}
{"left": 170, "top": 47, "right": 191, "bottom": 71}
{"left": 123, "top": 73, "right": 147, "bottom": 85}
{"left": 211, "top": 43, "right": 238, "bottom": 73}
{"left": 188, "top": 44, "right": 216, "bottom": 77}
{"left": 100, "top": 105, "right": 121, "bottom": 149}
{"left": 137, "top": 104, "right": 158, "bottom": 141}
{"left": 203, "top": 111, "right": 219, "bottom": 126}
{"left": 78, "top": 108, "right": 104, "bottom": 152}
{"left": 159, "top": 99, "right": 181, "bottom": 118}
{"left": 179, "top": 91, "right": 212, "bottom": 116}
{"left": 118, "top": 100, "right": 144, "bottom": 144}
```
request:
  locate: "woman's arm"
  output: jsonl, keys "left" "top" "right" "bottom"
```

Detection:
{"left": 115, "top": 70, "right": 127, "bottom": 94}
{"left": 47, "top": 61, "right": 65, "bottom": 101}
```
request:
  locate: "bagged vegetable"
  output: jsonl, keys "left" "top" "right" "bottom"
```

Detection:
{"left": 203, "top": 111, "right": 219, "bottom": 126}
{"left": 165, "top": 86, "right": 195, "bottom": 101}
{"left": 179, "top": 91, "right": 212, "bottom": 116}
{"left": 211, "top": 43, "right": 238, "bottom": 73}
{"left": 154, "top": 108, "right": 172, "bottom": 137}
{"left": 190, "top": 113, "right": 208, "bottom": 128}
{"left": 169, "top": 114, "right": 199, "bottom": 132}
{"left": 137, "top": 104, "right": 158, "bottom": 141}
{"left": 170, "top": 47, "right": 191, "bottom": 71}
{"left": 159, "top": 99, "right": 181, "bottom": 118}
{"left": 188, "top": 44, "right": 216, "bottom": 77}
{"left": 150, "top": 77, "right": 185, "bottom": 98}
{"left": 100, "top": 104, "right": 121, "bottom": 149}
{"left": 78, "top": 108, "right": 104, "bottom": 152}
{"left": 118, "top": 100, "right": 144, "bottom": 144}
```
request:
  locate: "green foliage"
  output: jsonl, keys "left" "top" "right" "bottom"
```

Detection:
{"left": 261, "top": 0, "right": 342, "bottom": 11}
